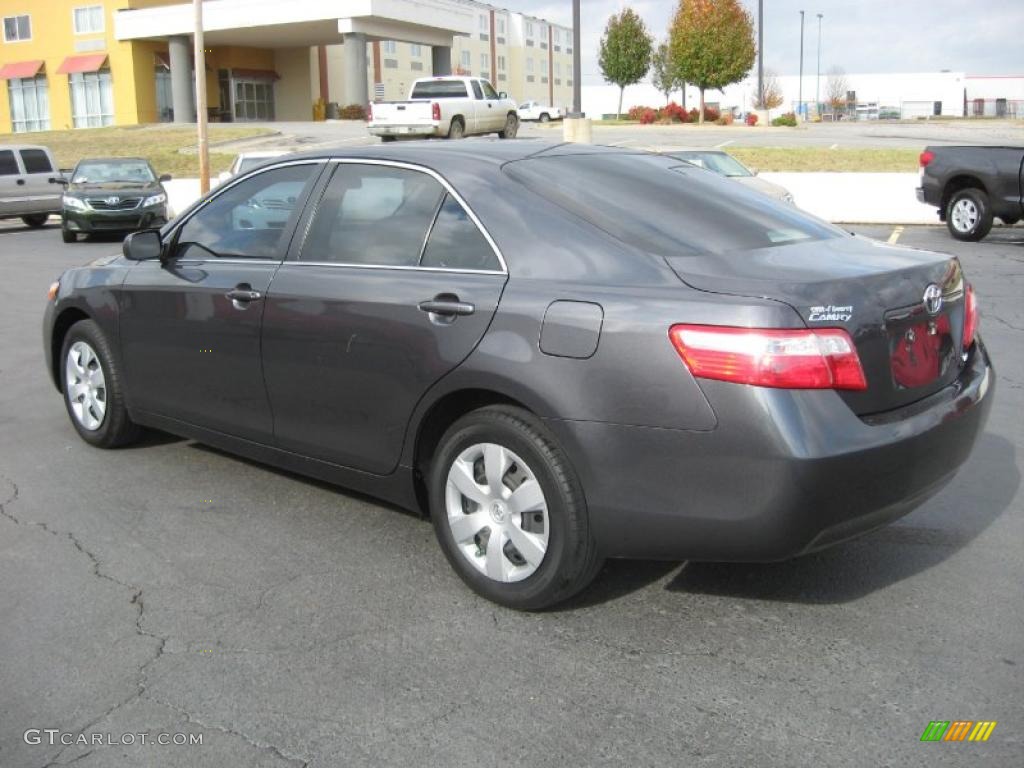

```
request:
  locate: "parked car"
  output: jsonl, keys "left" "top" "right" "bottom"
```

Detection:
{"left": 216, "top": 151, "right": 289, "bottom": 185}
{"left": 917, "top": 145, "right": 1024, "bottom": 241}
{"left": 517, "top": 101, "right": 562, "bottom": 123}
{"left": 43, "top": 142, "right": 993, "bottom": 609}
{"left": 0, "top": 144, "right": 63, "bottom": 228}
{"left": 368, "top": 76, "right": 518, "bottom": 141}
{"left": 664, "top": 149, "right": 794, "bottom": 203}
{"left": 58, "top": 157, "right": 170, "bottom": 243}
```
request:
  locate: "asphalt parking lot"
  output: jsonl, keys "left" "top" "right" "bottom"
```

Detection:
{"left": 1, "top": 221, "right": 1021, "bottom": 767}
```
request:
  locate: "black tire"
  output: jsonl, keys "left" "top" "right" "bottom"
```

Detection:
{"left": 447, "top": 117, "right": 465, "bottom": 139}
{"left": 539, "top": 112, "right": 550, "bottom": 123}
{"left": 429, "top": 405, "right": 601, "bottom": 610}
{"left": 946, "top": 187, "right": 993, "bottom": 242}
{"left": 497, "top": 113, "right": 519, "bottom": 139}
{"left": 22, "top": 213, "right": 49, "bottom": 228}
{"left": 61, "top": 227, "right": 77, "bottom": 244}
{"left": 380, "top": 135, "right": 397, "bottom": 143}
{"left": 999, "top": 216, "right": 1019, "bottom": 226}
{"left": 60, "top": 319, "right": 141, "bottom": 448}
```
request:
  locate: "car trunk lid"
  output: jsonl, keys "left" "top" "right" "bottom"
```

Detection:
{"left": 665, "top": 235, "right": 970, "bottom": 415}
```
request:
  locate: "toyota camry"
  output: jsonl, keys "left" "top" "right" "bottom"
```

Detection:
{"left": 43, "top": 142, "right": 993, "bottom": 609}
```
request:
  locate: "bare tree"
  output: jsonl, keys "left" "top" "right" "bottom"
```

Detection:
{"left": 826, "top": 66, "right": 849, "bottom": 116}
{"left": 751, "top": 69, "right": 783, "bottom": 111}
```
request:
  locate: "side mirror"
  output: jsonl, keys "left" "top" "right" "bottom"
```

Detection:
{"left": 159, "top": 173, "right": 172, "bottom": 182}
{"left": 49, "top": 176, "right": 68, "bottom": 186}
{"left": 499, "top": 91, "right": 507, "bottom": 99}
{"left": 123, "top": 229, "right": 163, "bottom": 261}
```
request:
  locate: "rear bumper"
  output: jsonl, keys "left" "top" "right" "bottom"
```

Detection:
{"left": 547, "top": 340, "right": 994, "bottom": 561}
{"left": 368, "top": 123, "right": 444, "bottom": 138}
{"left": 63, "top": 206, "right": 167, "bottom": 234}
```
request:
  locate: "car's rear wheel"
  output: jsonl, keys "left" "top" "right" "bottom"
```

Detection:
{"left": 61, "top": 320, "right": 141, "bottom": 448}
{"left": 22, "top": 213, "right": 49, "bottom": 228}
{"left": 61, "top": 227, "right": 78, "bottom": 243}
{"left": 430, "top": 406, "right": 601, "bottom": 610}
{"left": 539, "top": 112, "right": 550, "bottom": 123}
{"left": 999, "top": 216, "right": 1019, "bottom": 226}
{"left": 498, "top": 113, "right": 519, "bottom": 139}
{"left": 447, "top": 117, "right": 465, "bottom": 139}
{"left": 380, "top": 135, "right": 397, "bottom": 143}
{"left": 946, "top": 188, "right": 993, "bottom": 241}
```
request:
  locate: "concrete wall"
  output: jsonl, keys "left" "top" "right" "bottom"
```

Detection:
{"left": 273, "top": 47, "right": 315, "bottom": 120}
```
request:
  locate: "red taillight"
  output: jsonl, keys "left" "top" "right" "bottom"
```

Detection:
{"left": 669, "top": 325, "right": 868, "bottom": 391}
{"left": 962, "top": 284, "right": 978, "bottom": 350}
{"left": 919, "top": 150, "right": 935, "bottom": 167}
{"left": 431, "top": 101, "right": 441, "bottom": 121}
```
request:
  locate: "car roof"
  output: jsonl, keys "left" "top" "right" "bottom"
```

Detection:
{"left": 0, "top": 144, "right": 51, "bottom": 151}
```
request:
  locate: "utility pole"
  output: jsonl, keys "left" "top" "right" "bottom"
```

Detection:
{"left": 571, "top": 0, "right": 581, "bottom": 115}
{"left": 798, "top": 11, "right": 804, "bottom": 119}
{"left": 757, "top": 0, "right": 763, "bottom": 109}
{"left": 815, "top": 12, "right": 823, "bottom": 118}
{"left": 193, "top": 0, "right": 210, "bottom": 194}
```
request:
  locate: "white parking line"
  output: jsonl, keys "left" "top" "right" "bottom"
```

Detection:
{"left": 715, "top": 140, "right": 734, "bottom": 148}
{"left": 608, "top": 138, "right": 636, "bottom": 146}
{"left": 887, "top": 226, "right": 905, "bottom": 244}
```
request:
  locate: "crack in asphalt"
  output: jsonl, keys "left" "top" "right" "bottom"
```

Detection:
{"left": 1, "top": 477, "right": 308, "bottom": 768}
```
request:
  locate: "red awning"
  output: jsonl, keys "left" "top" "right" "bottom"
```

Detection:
{"left": 231, "top": 68, "right": 280, "bottom": 81}
{"left": 0, "top": 60, "right": 44, "bottom": 79}
{"left": 56, "top": 54, "right": 108, "bottom": 75}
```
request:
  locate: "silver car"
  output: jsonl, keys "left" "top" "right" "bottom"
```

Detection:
{"left": 665, "top": 149, "right": 794, "bottom": 203}
{"left": 0, "top": 144, "right": 63, "bottom": 227}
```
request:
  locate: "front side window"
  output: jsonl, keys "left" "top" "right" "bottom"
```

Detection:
{"left": 421, "top": 195, "right": 499, "bottom": 271}
{"left": 3, "top": 14, "right": 30, "bottom": 42}
{"left": 69, "top": 68, "right": 113, "bottom": 128}
{"left": 482, "top": 81, "right": 499, "bottom": 100}
{"left": 175, "top": 163, "right": 317, "bottom": 260}
{"left": 73, "top": 6, "right": 104, "bottom": 35}
{"left": 8, "top": 74, "right": 49, "bottom": 132}
{"left": 300, "top": 164, "right": 444, "bottom": 267}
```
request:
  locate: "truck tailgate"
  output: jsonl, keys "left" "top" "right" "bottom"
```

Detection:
{"left": 371, "top": 101, "right": 435, "bottom": 126}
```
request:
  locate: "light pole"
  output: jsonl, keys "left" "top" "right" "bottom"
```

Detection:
{"left": 571, "top": 0, "right": 582, "bottom": 116}
{"left": 757, "top": 0, "right": 763, "bottom": 111}
{"left": 815, "top": 12, "right": 823, "bottom": 117}
{"left": 798, "top": 11, "right": 804, "bottom": 119}
{"left": 193, "top": 0, "right": 209, "bottom": 194}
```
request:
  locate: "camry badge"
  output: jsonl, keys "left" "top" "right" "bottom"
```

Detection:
{"left": 105, "top": 196, "right": 120, "bottom": 206}
{"left": 923, "top": 284, "right": 943, "bottom": 315}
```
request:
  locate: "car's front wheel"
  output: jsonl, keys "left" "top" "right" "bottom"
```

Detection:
{"left": 539, "top": 112, "right": 550, "bottom": 123}
{"left": 946, "top": 187, "right": 993, "bottom": 241}
{"left": 429, "top": 406, "right": 601, "bottom": 610}
{"left": 61, "top": 226, "right": 78, "bottom": 243}
{"left": 60, "top": 319, "right": 141, "bottom": 448}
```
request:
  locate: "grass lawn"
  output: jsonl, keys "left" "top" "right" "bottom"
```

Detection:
{"left": 0, "top": 124, "right": 274, "bottom": 177}
{"left": 727, "top": 147, "right": 921, "bottom": 173}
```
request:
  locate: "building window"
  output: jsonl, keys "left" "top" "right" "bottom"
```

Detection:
{"left": 73, "top": 5, "right": 104, "bottom": 35}
{"left": 384, "top": 58, "right": 398, "bottom": 69}
{"left": 524, "top": 21, "right": 534, "bottom": 37}
{"left": 497, "top": 55, "right": 506, "bottom": 71}
{"left": 555, "top": 62, "right": 561, "bottom": 76}
{"left": 526, "top": 58, "right": 533, "bottom": 73}
{"left": 481, "top": 72, "right": 490, "bottom": 82}
{"left": 554, "top": 29, "right": 561, "bottom": 43}
{"left": 568, "top": 64, "right": 573, "bottom": 78}
{"left": 409, "top": 43, "right": 421, "bottom": 57}
{"left": 496, "top": 36, "right": 505, "bottom": 45}
{"left": 410, "top": 60, "right": 423, "bottom": 71}
{"left": 479, "top": 33, "right": 489, "bottom": 42}
{"left": 479, "top": 15, "right": 488, "bottom": 30}
{"left": 460, "top": 50, "right": 471, "bottom": 69}
{"left": 540, "top": 59, "right": 547, "bottom": 73}
{"left": 233, "top": 77, "right": 274, "bottom": 121}
{"left": 497, "top": 73, "right": 506, "bottom": 82}
{"left": 497, "top": 18, "right": 506, "bottom": 34}
{"left": 555, "top": 79, "right": 561, "bottom": 86}
{"left": 3, "top": 14, "right": 31, "bottom": 42}
{"left": 554, "top": 45, "right": 561, "bottom": 52}
{"left": 526, "top": 39, "right": 534, "bottom": 47}
{"left": 540, "top": 42, "right": 548, "bottom": 50}
{"left": 539, "top": 23, "right": 547, "bottom": 37}
{"left": 480, "top": 53, "right": 489, "bottom": 70}
{"left": 382, "top": 40, "right": 396, "bottom": 54}
{"left": 567, "top": 47, "right": 573, "bottom": 54}
{"left": 69, "top": 68, "right": 113, "bottom": 127}
{"left": 8, "top": 74, "right": 49, "bottom": 132}
{"left": 526, "top": 75, "right": 534, "bottom": 83}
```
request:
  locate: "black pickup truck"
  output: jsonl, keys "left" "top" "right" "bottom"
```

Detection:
{"left": 917, "top": 146, "right": 1023, "bottom": 241}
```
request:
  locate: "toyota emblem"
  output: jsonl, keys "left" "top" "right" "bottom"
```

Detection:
{"left": 105, "top": 196, "right": 120, "bottom": 206}
{"left": 923, "top": 284, "right": 943, "bottom": 315}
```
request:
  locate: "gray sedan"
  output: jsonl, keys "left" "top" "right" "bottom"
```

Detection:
{"left": 665, "top": 148, "right": 794, "bottom": 203}
{"left": 42, "top": 141, "right": 992, "bottom": 609}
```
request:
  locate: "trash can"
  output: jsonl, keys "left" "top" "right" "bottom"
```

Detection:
{"left": 326, "top": 102, "right": 341, "bottom": 120}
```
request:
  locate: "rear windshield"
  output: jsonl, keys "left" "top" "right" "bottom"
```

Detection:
{"left": 504, "top": 153, "right": 844, "bottom": 257}
{"left": 410, "top": 80, "right": 469, "bottom": 99}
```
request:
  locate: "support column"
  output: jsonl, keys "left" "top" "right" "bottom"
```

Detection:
{"left": 168, "top": 35, "right": 194, "bottom": 123}
{"left": 341, "top": 33, "right": 368, "bottom": 107}
{"left": 431, "top": 45, "right": 451, "bottom": 76}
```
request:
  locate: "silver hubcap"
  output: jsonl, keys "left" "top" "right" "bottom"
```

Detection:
{"left": 951, "top": 198, "right": 978, "bottom": 233}
{"left": 65, "top": 341, "right": 106, "bottom": 431}
{"left": 506, "top": 116, "right": 518, "bottom": 136}
{"left": 445, "top": 442, "right": 549, "bottom": 583}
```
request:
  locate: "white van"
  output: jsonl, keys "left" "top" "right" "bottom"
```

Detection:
{"left": 0, "top": 145, "right": 63, "bottom": 227}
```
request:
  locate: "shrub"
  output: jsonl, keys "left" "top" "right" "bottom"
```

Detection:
{"left": 687, "top": 106, "right": 720, "bottom": 122}
{"left": 745, "top": 112, "right": 758, "bottom": 126}
{"left": 771, "top": 112, "right": 798, "bottom": 127}
{"left": 639, "top": 107, "right": 657, "bottom": 125}
{"left": 627, "top": 105, "right": 647, "bottom": 121}
{"left": 338, "top": 103, "right": 367, "bottom": 120}
{"left": 662, "top": 101, "right": 689, "bottom": 122}
{"left": 715, "top": 113, "right": 734, "bottom": 125}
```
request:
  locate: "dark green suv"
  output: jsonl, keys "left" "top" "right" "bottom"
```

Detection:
{"left": 60, "top": 158, "right": 170, "bottom": 243}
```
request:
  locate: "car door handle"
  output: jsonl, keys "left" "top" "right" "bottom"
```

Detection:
{"left": 225, "top": 288, "right": 262, "bottom": 303}
{"left": 16, "top": 179, "right": 25, "bottom": 185}
{"left": 418, "top": 299, "right": 475, "bottom": 317}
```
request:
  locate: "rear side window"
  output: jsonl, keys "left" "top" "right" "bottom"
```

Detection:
{"left": 410, "top": 80, "right": 469, "bottom": 99}
{"left": 19, "top": 149, "right": 53, "bottom": 174}
{"left": 0, "top": 150, "right": 19, "bottom": 175}
{"left": 421, "top": 194, "right": 499, "bottom": 271}
{"left": 504, "top": 153, "right": 843, "bottom": 257}
{"left": 299, "top": 164, "right": 444, "bottom": 266}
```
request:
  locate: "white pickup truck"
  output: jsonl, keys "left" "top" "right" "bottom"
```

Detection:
{"left": 368, "top": 76, "right": 519, "bottom": 141}
{"left": 517, "top": 101, "right": 563, "bottom": 123}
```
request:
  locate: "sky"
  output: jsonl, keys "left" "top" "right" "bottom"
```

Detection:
{"left": 496, "top": 0, "right": 1024, "bottom": 85}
